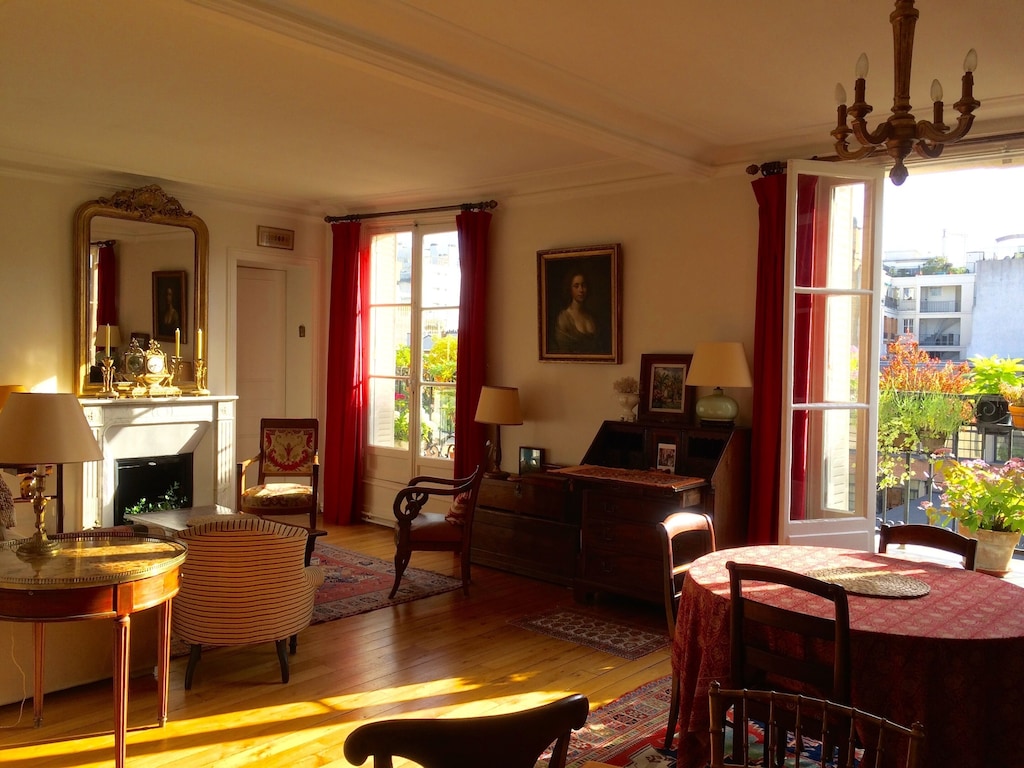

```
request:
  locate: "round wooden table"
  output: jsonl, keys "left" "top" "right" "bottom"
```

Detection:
{"left": 0, "top": 530, "right": 187, "bottom": 768}
{"left": 671, "top": 545, "right": 1024, "bottom": 768}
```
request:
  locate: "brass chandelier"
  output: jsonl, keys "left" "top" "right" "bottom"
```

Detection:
{"left": 831, "top": 0, "right": 979, "bottom": 185}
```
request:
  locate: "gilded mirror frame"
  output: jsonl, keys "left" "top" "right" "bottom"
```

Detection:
{"left": 73, "top": 185, "right": 209, "bottom": 396}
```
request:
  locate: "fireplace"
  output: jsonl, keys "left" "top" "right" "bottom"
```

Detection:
{"left": 74, "top": 396, "right": 237, "bottom": 530}
{"left": 115, "top": 453, "right": 194, "bottom": 525}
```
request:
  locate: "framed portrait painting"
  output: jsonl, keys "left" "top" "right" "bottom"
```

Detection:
{"left": 638, "top": 353, "right": 695, "bottom": 424}
{"left": 153, "top": 270, "right": 187, "bottom": 342}
{"left": 537, "top": 243, "right": 622, "bottom": 363}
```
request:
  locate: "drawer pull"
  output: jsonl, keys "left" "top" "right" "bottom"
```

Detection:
{"left": 514, "top": 482, "right": 523, "bottom": 499}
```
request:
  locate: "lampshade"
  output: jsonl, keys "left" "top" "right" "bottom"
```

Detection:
{"left": 685, "top": 342, "right": 752, "bottom": 426}
{"left": 474, "top": 386, "right": 523, "bottom": 426}
{"left": 0, "top": 392, "right": 103, "bottom": 466}
{"left": 685, "top": 342, "right": 754, "bottom": 388}
{"left": 0, "top": 384, "right": 26, "bottom": 412}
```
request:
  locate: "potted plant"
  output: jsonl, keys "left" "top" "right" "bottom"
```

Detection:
{"left": 924, "top": 457, "right": 1024, "bottom": 576}
{"left": 999, "top": 381, "right": 1024, "bottom": 429}
{"left": 613, "top": 376, "right": 640, "bottom": 422}
{"left": 965, "top": 355, "right": 1024, "bottom": 424}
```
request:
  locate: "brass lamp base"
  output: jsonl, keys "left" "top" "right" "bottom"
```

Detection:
{"left": 16, "top": 469, "right": 60, "bottom": 557}
{"left": 17, "top": 531, "right": 60, "bottom": 557}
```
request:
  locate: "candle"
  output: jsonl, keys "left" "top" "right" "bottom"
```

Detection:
{"left": 175, "top": 327, "right": 180, "bottom": 358}
{"left": 197, "top": 329, "right": 203, "bottom": 360}
{"left": 105, "top": 325, "right": 111, "bottom": 357}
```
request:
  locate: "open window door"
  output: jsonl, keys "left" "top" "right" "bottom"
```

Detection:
{"left": 779, "top": 160, "right": 884, "bottom": 548}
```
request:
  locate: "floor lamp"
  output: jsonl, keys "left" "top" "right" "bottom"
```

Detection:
{"left": 0, "top": 392, "right": 103, "bottom": 556}
{"left": 474, "top": 386, "right": 523, "bottom": 479}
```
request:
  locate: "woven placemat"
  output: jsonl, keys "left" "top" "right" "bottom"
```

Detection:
{"left": 808, "top": 567, "right": 930, "bottom": 599}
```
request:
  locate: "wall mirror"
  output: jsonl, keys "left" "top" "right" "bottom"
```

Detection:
{"left": 74, "top": 185, "right": 209, "bottom": 396}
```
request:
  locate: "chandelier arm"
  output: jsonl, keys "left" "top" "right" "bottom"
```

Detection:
{"left": 833, "top": 141, "right": 877, "bottom": 161}
{"left": 938, "top": 114, "right": 976, "bottom": 145}
{"left": 850, "top": 118, "right": 890, "bottom": 148}
{"left": 913, "top": 141, "right": 945, "bottom": 160}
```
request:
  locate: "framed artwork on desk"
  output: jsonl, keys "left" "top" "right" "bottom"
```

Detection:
{"left": 638, "top": 353, "right": 695, "bottom": 424}
{"left": 519, "top": 446, "right": 544, "bottom": 475}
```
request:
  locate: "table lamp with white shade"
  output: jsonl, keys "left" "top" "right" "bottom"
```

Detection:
{"left": 474, "top": 386, "right": 523, "bottom": 479}
{"left": 0, "top": 392, "right": 103, "bottom": 556}
{"left": 685, "top": 342, "right": 753, "bottom": 427}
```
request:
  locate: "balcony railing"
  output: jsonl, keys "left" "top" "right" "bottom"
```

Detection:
{"left": 919, "top": 300, "right": 961, "bottom": 313}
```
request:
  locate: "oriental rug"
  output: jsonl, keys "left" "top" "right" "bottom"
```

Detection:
{"left": 509, "top": 607, "right": 669, "bottom": 660}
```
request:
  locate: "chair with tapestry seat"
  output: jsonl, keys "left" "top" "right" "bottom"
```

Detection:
{"left": 389, "top": 465, "right": 483, "bottom": 599}
{"left": 708, "top": 682, "right": 925, "bottom": 768}
{"left": 727, "top": 561, "right": 851, "bottom": 766}
{"left": 343, "top": 693, "right": 590, "bottom": 768}
{"left": 878, "top": 522, "right": 977, "bottom": 570}
{"left": 238, "top": 418, "right": 322, "bottom": 561}
{"left": 657, "top": 510, "right": 716, "bottom": 750}
{"left": 172, "top": 515, "right": 324, "bottom": 689}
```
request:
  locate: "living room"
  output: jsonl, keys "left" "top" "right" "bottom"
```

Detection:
{"left": 1, "top": 2, "right": 1023, "bottom": 766}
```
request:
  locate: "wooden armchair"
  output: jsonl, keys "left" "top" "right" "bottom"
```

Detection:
{"left": 343, "top": 693, "right": 589, "bottom": 768}
{"left": 390, "top": 465, "right": 483, "bottom": 598}
{"left": 172, "top": 516, "right": 324, "bottom": 689}
{"left": 238, "top": 417, "right": 320, "bottom": 540}
{"left": 878, "top": 522, "right": 977, "bottom": 570}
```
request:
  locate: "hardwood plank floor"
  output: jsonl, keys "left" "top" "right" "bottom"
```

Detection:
{"left": 0, "top": 522, "right": 671, "bottom": 767}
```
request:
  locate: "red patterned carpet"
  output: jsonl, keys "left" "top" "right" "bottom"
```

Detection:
{"left": 509, "top": 607, "right": 669, "bottom": 660}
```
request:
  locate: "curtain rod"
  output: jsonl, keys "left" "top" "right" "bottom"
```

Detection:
{"left": 324, "top": 199, "right": 497, "bottom": 223}
{"left": 91, "top": 239, "right": 116, "bottom": 246}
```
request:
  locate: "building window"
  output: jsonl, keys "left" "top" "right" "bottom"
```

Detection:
{"left": 366, "top": 226, "right": 460, "bottom": 461}
{"left": 902, "top": 319, "right": 914, "bottom": 335}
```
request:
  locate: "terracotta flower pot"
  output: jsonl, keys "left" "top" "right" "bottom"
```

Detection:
{"left": 1009, "top": 404, "right": 1024, "bottom": 430}
{"left": 966, "top": 526, "right": 1021, "bottom": 577}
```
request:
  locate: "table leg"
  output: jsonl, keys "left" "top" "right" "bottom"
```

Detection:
{"left": 33, "top": 622, "right": 44, "bottom": 727}
{"left": 113, "top": 614, "right": 130, "bottom": 768}
{"left": 156, "top": 601, "right": 171, "bottom": 725}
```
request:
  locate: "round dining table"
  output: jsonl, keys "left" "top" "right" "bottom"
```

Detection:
{"left": 670, "top": 545, "right": 1024, "bottom": 768}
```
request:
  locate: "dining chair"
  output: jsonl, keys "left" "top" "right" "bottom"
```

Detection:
{"left": 727, "top": 561, "right": 851, "bottom": 765}
{"left": 389, "top": 465, "right": 483, "bottom": 598}
{"left": 708, "top": 682, "right": 925, "bottom": 768}
{"left": 878, "top": 522, "right": 977, "bottom": 570}
{"left": 657, "top": 510, "right": 716, "bottom": 750}
{"left": 343, "top": 693, "right": 590, "bottom": 768}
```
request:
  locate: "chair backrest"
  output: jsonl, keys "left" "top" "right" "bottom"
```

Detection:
{"left": 172, "top": 515, "right": 323, "bottom": 646}
{"left": 727, "top": 561, "right": 851, "bottom": 704}
{"left": 343, "top": 693, "right": 589, "bottom": 768}
{"left": 878, "top": 523, "right": 977, "bottom": 570}
{"left": 708, "top": 682, "right": 925, "bottom": 768}
{"left": 657, "top": 510, "right": 716, "bottom": 639}
{"left": 257, "top": 418, "right": 319, "bottom": 482}
{"left": 395, "top": 465, "right": 484, "bottom": 536}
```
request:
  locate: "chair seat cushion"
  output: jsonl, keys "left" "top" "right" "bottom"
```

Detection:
{"left": 409, "top": 511, "right": 464, "bottom": 543}
{"left": 241, "top": 482, "right": 313, "bottom": 510}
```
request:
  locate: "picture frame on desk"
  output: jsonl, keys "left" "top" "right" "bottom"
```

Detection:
{"left": 519, "top": 446, "right": 544, "bottom": 475}
{"left": 656, "top": 442, "right": 677, "bottom": 473}
{"left": 638, "top": 353, "right": 695, "bottom": 424}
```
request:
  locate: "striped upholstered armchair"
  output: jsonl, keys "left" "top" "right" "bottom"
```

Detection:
{"left": 172, "top": 515, "right": 324, "bottom": 689}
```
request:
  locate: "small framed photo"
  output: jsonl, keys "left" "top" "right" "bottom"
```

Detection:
{"left": 639, "top": 353, "right": 695, "bottom": 424}
{"left": 656, "top": 442, "right": 677, "bottom": 473}
{"left": 537, "top": 243, "right": 622, "bottom": 363}
{"left": 519, "top": 446, "right": 545, "bottom": 475}
{"left": 257, "top": 225, "right": 295, "bottom": 250}
{"left": 152, "top": 271, "right": 187, "bottom": 342}
{"left": 130, "top": 332, "right": 150, "bottom": 349}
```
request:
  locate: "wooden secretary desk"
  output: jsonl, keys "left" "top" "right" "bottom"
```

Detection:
{"left": 470, "top": 419, "right": 750, "bottom": 604}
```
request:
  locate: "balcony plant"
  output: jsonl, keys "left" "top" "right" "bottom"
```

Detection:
{"left": 924, "top": 457, "right": 1024, "bottom": 575}
{"left": 965, "top": 355, "right": 1024, "bottom": 424}
{"left": 999, "top": 381, "right": 1024, "bottom": 428}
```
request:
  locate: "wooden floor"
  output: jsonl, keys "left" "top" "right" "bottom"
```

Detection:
{"left": 0, "top": 522, "right": 671, "bottom": 767}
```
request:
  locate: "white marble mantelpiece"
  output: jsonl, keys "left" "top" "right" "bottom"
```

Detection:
{"left": 71, "top": 396, "right": 237, "bottom": 530}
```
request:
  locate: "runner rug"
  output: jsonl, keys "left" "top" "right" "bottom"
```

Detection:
{"left": 171, "top": 544, "right": 461, "bottom": 655}
{"left": 509, "top": 607, "right": 669, "bottom": 660}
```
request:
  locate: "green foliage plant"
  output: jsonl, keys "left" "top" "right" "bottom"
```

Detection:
{"left": 965, "top": 355, "right": 1024, "bottom": 396}
{"left": 925, "top": 457, "right": 1024, "bottom": 534}
{"left": 123, "top": 482, "right": 188, "bottom": 516}
{"left": 999, "top": 381, "right": 1024, "bottom": 407}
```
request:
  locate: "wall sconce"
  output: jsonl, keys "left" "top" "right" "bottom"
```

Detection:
{"left": 685, "top": 342, "right": 753, "bottom": 428}
{"left": 474, "top": 386, "right": 523, "bottom": 479}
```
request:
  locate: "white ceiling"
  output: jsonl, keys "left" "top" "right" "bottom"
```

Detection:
{"left": 2, "top": 0, "right": 1022, "bottom": 214}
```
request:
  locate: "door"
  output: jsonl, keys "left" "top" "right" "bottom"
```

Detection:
{"left": 236, "top": 266, "right": 287, "bottom": 470}
{"left": 779, "top": 160, "right": 884, "bottom": 548}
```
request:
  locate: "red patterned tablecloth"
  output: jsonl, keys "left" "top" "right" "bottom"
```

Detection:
{"left": 671, "top": 545, "right": 1024, "bottom": 768}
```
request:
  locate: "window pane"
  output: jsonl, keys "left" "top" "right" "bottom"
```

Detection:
{"left": 790, "top": 408, "right": 864, "bottom": 520}
{"left": 370, "top": 232, "right": 412, "bottom": 304}
{"left": 421, "top": 231, "right": 460, "bottom": 308}
{"left": 369, "top": 306, "right": 411, "bottom": 376}
{"left": 421, "top": 309, "right": 459, "bottom": 383}
{"left": 368, "top": 377, "right": 410, "bottom": 449}
{"left": 420, "top": 384, "right": 456, "bottom": 459}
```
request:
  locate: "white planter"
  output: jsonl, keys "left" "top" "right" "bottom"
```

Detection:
{"left": 972, "top": 528, "right": 1020, "bottom": 577}
{"left": 614, "top": 393, "right": 639, "bottom": 422}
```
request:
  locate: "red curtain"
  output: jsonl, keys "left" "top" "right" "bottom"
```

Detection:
{"left": 748, "top": 173, "right": 818, "bottom": 543}
{"left": 323, "top": 221, "right": 368, "bottom": 525}
{"left": 453, "top": 209, "right": 492, "bottom": 479}
{"left": 96, "top": 242, "right": 117, "bottom": 327}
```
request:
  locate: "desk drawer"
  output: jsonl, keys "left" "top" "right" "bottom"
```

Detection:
{"left": 578, "top": 546, "right": 661, "bottom": 602}
{"left": 478, "top": 476, "right": 573, "bottom": 522}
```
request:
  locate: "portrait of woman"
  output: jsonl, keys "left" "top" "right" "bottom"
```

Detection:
{"left": 152, "top": 271, "right": 187, "bottom": 342}
{"left": 538, "top": 244, "right": 621, "bottom": 363}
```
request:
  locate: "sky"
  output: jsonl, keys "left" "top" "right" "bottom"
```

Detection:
{"left": 882, "top": 164, "right": 1024, "bottom": 260}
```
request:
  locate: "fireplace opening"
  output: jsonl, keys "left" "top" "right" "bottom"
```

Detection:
{"left": 115, "top": 454, "right": 194, "bottom": 525}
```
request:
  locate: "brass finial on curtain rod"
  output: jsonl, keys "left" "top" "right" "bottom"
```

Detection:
{"left": 90, "top": 239, "right": 117, "bottom": 247}
{"left": 324, "top": 200, "right": 498, "bottom": 223}
{"left": 745, "top": 162, "right": 787, "bottom": 177}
